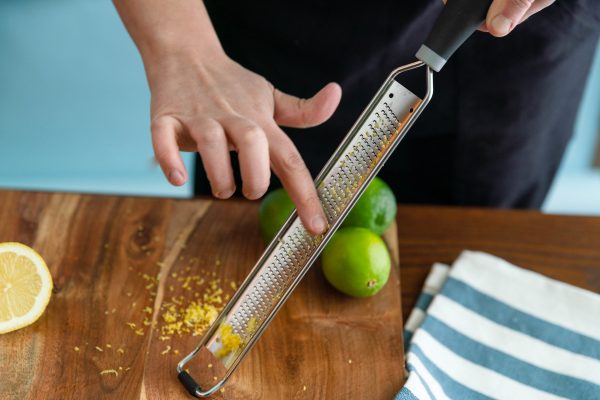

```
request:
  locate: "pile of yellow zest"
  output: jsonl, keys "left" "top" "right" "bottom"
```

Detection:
{"left": 214, "top": 324, "right": 242, "bottom": 358}
{"left": 91, "top": 240, "right": 241, "bottom": 362}
{"left": 159, "top": 277, "right": 226, "bottom": 337}
{"left": 212, "top": 317, "right": 257, "bottom": 359}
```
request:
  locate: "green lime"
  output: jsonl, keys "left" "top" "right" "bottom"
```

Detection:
{"left": 342, "top": 177, "right": 396, "bottom": 235}
{"left": 259, "top": 188, "right": 295, "bottom": 243}
{"left": 321, "top": 227, "right": 391, "bottom": 297}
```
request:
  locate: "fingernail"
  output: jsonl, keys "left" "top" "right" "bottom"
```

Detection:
{"left": 243, "top": 191, "right": 258, "bottom": 200}
{"left": 491, "top": 15, "right": 512, "bottom": 36}
{"left": 243, "top": 188, "right": 267, "bottom": 200}
{"left": 169, "top": 170, "right": 184, "bottom": 185}
{"left": 311, "top": 215, "right": 327, "bottom": 234}
{"left": 215, "top": 187, "right": 236, "bottom": 199}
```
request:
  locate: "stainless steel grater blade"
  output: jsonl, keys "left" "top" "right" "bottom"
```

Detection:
{"left": 177, "top": 60, "right": 433, "bottom": 397}
{"left": 177, "top": 0, "right": 493, "bottom": 394}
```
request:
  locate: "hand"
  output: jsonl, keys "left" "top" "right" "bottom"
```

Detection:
{"left": 113, "top": 0, "right": 341, "bottom": 235}
{"left": 484, "top": 0, "right": 555, "bottom": 36}
{"left": 148, "top": 50, "right": 341, "bottom": 235}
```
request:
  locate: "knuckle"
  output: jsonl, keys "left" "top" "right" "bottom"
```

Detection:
{"left": 298, "top": 193, "right": 320, "bottom": 210}
{"left": 509, "top": 0, "right": 534, "bottom": 10}
{"left": 281, "top": 151, "right": 306, "bottom": 172}
{"left": 150, "top": 118, "right": 167, "bottom": 134}
{"left": 196, "top": 131, "right": 222, "bottom": 149}
{"left": 296, "top": 98, "right": 311, "bottom": 127}
{"left": 237, "top": 125, "right": 264, "bottom": 146}
{"left": 153, "top": 148, "right": 171, "bottom": 165}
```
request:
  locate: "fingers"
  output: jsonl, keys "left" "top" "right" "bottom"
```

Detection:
{"left": 486, "top": 0, "right": 553, "bottom": 37}
{"left": 486, "top": 0, "right": 533, "bottom": 37}
{"left": 267, "top": 124, "right": 327, "bottom": 235}
{"left": 269, "top": 80, "right": 336, "bottom": 233}
{"left": 220, "top": 117, "right": 271, "bottom": 200}
{"left": 151, "top": 116, "right": 188, "bottom": 186}
{"left": 189, "top": 118, "right": 236, "bottom": 199}
{"left": 273, "top": 82, "right": 342, "bottom": 129}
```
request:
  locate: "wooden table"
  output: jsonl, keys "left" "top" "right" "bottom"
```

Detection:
{"left": 3, "top": 191, "right": 600, "bottom": 400}
{"left": 396, "top": 206, "right": 600, "bottom": 321}
{"left": 0, "top": 191, "right": 404, "bottom": 400}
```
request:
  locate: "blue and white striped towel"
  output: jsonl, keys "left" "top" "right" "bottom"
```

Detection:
{"left": 396, "top": 250, "right": 600, "bottom": 400}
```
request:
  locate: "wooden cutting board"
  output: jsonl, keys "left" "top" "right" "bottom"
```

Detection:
{"left": 0, "top": 190, "right": 404, "bottom": 399}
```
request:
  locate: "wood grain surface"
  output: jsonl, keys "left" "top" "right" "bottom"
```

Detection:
{"left": 396, "top": 206, "right": 600, "bottom": 321}
{"left": 0, "top": 190, "right": 405, "bottom": 400}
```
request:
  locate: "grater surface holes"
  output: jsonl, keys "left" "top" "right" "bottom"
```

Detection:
{"left": 229, "top": 224, "right": 320, "bottom": 336}
{"left": 207, "top": 80, "right": 421, "bottom": 368}
{"left": 226, "top": 100, "right": 402, "bottom": 339}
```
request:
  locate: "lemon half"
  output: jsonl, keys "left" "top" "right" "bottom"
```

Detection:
{"left": 0, "top": 242, "right": 53, "bottom": 334}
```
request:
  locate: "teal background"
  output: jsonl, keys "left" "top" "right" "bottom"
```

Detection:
{"left": 543, "top": 44, "right": 600, "bottom": 215}
{"left": 0, "top": 0, "right": 194, "bottom": 198}
{"left": 0, "top": 1, "right": 598, "bottom": 212}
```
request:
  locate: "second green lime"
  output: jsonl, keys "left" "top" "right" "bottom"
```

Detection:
{"left": 342, "top": 177, "right": 396, "bottom": 235}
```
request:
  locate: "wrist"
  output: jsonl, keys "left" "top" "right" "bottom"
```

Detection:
{"left": 140, "top": 35, "right": 227, "bottom": 90}
{"left": 113, "top": 0, "right": 227, "bottom": 89}
{"left": 139, "top": 28, "right": 224, "bottom": 65}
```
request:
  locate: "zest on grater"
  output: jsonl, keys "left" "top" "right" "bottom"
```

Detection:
{"left": 178, "top": 0, "right": 491, "bottom": 396}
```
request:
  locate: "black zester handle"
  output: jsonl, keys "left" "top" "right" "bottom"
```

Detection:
{"left": 416, "top": 0, "right": 493, "bottom": 72}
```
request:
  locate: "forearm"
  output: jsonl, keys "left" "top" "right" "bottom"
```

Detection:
{"left": 113, "top": 0, "right": 224, "bottom": 78}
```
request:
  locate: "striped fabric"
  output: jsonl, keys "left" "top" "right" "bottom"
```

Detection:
{"left": 396, "top": 251, "right": 600, "bottom": 400}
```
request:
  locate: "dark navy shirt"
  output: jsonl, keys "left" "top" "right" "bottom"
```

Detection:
{"left": 197, "top": 0, "right": 600, "bottom": 208}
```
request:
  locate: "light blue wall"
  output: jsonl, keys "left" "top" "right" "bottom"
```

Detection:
{"left": 543, "top": 44, "right": 600, "bottom": 215}
{"left": 0, "top": 0, "right": 194, "bottom": 198}
{"left": 0, "top": 1, "right": 599, "bottom": 212}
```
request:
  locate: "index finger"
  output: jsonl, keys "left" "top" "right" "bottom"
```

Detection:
{"left": 266, "top": 125, "right": 328, "bottom": 236}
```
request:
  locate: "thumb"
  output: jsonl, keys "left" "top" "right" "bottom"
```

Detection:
{"left": 273, "top": 82, "right": 342, "bottom": 128}
{"left": 486, "top": 0, "right": 534, "bottom": 37}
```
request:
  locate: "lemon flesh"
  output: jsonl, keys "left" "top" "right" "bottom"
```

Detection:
{"left": 0, "top": 242, "right": 53, "bottom": 334}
